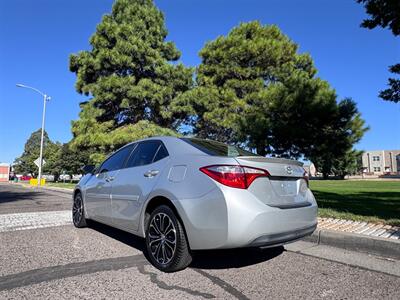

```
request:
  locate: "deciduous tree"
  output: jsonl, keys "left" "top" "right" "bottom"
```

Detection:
{"left": 14, "top": 129, "right": 62, "bottom": 177}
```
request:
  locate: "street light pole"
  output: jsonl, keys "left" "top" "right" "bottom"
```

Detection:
{"left": 38, "top": 93, "right": 48, "bottom": 187}
{"left": 16, "top": 84, "right": 50, "bottom": 187}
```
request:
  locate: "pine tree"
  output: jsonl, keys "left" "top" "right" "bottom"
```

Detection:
{"left": 69, "top": 0, "right": 192, "bottom": 162}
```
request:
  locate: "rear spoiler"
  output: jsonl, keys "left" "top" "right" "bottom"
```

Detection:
{"left": 237, "top": 156, "right": 304, "bottom": 167}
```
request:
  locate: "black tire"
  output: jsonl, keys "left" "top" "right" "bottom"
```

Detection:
{"left": 72, "top": 192, "right": 87, "bottom": 228}
{"left": 145, "top": 205, "right": 192, "bottom": 272}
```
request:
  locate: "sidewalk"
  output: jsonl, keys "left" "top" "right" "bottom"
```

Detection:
{"left": 317, "top": 217, "right": 400, "bottom": 240}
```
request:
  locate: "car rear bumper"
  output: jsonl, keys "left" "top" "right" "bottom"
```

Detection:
{"left": 248, "top": 223, "right": 317, "bottom": 248}
{"left": 223, "top": 203, "right": 318, "bottom": 249}
{"left": 178, "top": 185, "right": 318, "bottom": 250}
{"left": 216, "top": 185, "right": 318, "bottom": 249}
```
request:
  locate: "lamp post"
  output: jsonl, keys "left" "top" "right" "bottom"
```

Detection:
{"left": 16, "top": 84, "right": 51, "bottom": 187}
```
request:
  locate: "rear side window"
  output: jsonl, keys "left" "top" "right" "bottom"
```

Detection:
{"left": 99, "top": 144, "right": 135, "bottom": 173}
{"left": 126, "top": 140, "right": 167, "bottom": 168}
{"left": 181, "top": 138, "right": 259, "bottom": 157}
{"left": 153, "top": 144, "right": 169, "bottom": 162}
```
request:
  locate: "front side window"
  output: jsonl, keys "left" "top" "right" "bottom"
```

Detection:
{"left": 181, "top": 138, "right": 259, "bottom": 157}
{"left": 372, "top": 156, "right": 380, "bottom": 161}
{"left": 125, "top": 140, "right": 167, "bottom": 168}
{"left": 99, "top": 144, "right": 135, "bottom": 173}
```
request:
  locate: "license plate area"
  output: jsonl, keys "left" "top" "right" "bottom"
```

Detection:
{"left": 269, "top": 177, "right": 298, "bottom": 196}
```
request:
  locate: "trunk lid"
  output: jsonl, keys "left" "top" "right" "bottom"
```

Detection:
{"left": 235, "top": 156, "right": 310, "bottom": 208}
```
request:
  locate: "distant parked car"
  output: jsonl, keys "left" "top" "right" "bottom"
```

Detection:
{"left": 72, "top": 174, "right": 82, "bottom": 182}
{"left": 20, "top": 175, "right": 32, "bottom": 181}
{"left": 42, "top": 174, "right": 55, "bottom": 182}
{"left": 59, "top": 174, "right": 71, "bottom": 181}
{"left": 73, "top": 137, "right": 318, "bottom": 272}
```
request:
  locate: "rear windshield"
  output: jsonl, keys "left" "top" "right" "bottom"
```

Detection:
{"left": 181, "top": 138, "right": 260, "bottom": 157}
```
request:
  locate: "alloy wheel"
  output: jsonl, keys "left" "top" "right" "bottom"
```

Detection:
{"left": 148, "top": 212, "right": 177, "bottom": 265}
{"left": 72, "top": 194, "right": 83, "bottom": 225}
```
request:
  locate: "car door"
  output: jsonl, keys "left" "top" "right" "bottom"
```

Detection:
{"left": 84, "top": 144, "right": 135, "bottom": 224}
{"left": 111, "top": 140, "right": 170, "bottom": 232}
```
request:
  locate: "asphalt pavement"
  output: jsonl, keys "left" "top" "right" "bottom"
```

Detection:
{"left": 0, "top": 183, "right": 399, "bottom": 299}
{"left": 0, "top": 183, "right": 71, "bottom": 214}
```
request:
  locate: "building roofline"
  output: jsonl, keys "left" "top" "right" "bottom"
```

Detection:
{"left": 362, "top": 150, "right": 400, "bottom": 152}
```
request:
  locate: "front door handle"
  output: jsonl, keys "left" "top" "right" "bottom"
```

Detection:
{"left": 144, "top": 170, "right": 159, "bottom": 178}
{"left": 105, "top": 176, "right": 114, "bottom": 182}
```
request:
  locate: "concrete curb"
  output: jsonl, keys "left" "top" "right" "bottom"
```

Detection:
{"left": 303, "top": 228, "right": 400, "bottom": 260}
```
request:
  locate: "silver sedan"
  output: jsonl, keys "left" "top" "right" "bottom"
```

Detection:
{"left": 73, "top": 137, "right": 317, "bottom": 272}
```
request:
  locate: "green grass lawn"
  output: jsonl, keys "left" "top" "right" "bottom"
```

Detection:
{"left": 310, "top": 180, "right": 400, "bottom": 226}
{"left": 46, "top": 182, "right": 76, "bottom": 190}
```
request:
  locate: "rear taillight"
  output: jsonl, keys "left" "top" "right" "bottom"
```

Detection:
{"left": 199, "top": 165, "right": 269, "bottom": 189}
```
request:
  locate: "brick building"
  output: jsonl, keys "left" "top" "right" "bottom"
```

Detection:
{"left": 0, "top": 163, "right": 10, "bottom": 182}
{"left": 361, "top": 150, "right": 400, "bottom": 175}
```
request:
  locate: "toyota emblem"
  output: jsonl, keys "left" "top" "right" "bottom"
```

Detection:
{"left": 286, "top": 166, "right": 293, "bottom": 174}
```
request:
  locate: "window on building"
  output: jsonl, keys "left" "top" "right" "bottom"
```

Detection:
{"left": 372, "top": 156, "right": 380, "bottom": 161}
{"left": 373, "top": 167, "right": 381, "bottom": 172}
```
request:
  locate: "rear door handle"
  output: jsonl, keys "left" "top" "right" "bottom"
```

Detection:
{"left": 144, "top": 170, "right": 159, "bottom": 178}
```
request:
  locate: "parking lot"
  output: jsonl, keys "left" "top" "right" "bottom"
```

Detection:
{"left": 0, "top": 183, "right": 399, "bottom": 299}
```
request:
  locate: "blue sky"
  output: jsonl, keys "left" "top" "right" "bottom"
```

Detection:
{"left": 0, "top": 0, "right": 399, "bottom": 164}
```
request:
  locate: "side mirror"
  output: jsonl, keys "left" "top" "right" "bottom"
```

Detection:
{"left": 82, "top": 165, "right": 96, "bottom": 175}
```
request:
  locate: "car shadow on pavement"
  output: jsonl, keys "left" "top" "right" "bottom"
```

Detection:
{"left": 191, "top": 246, "right": 284, "bottom": 269}
{"left": 88, "top": 220, "right": 284, "bottom": 270}
{"left": 87, "top": 220, "right": 147, "bottom": 252}
{"left": 0, "top": 190, "right": 45, "bottom": 204}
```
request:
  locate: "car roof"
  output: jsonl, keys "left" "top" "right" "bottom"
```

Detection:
{"left": 124, "top": 136, "right": 205, "bottom": 156}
